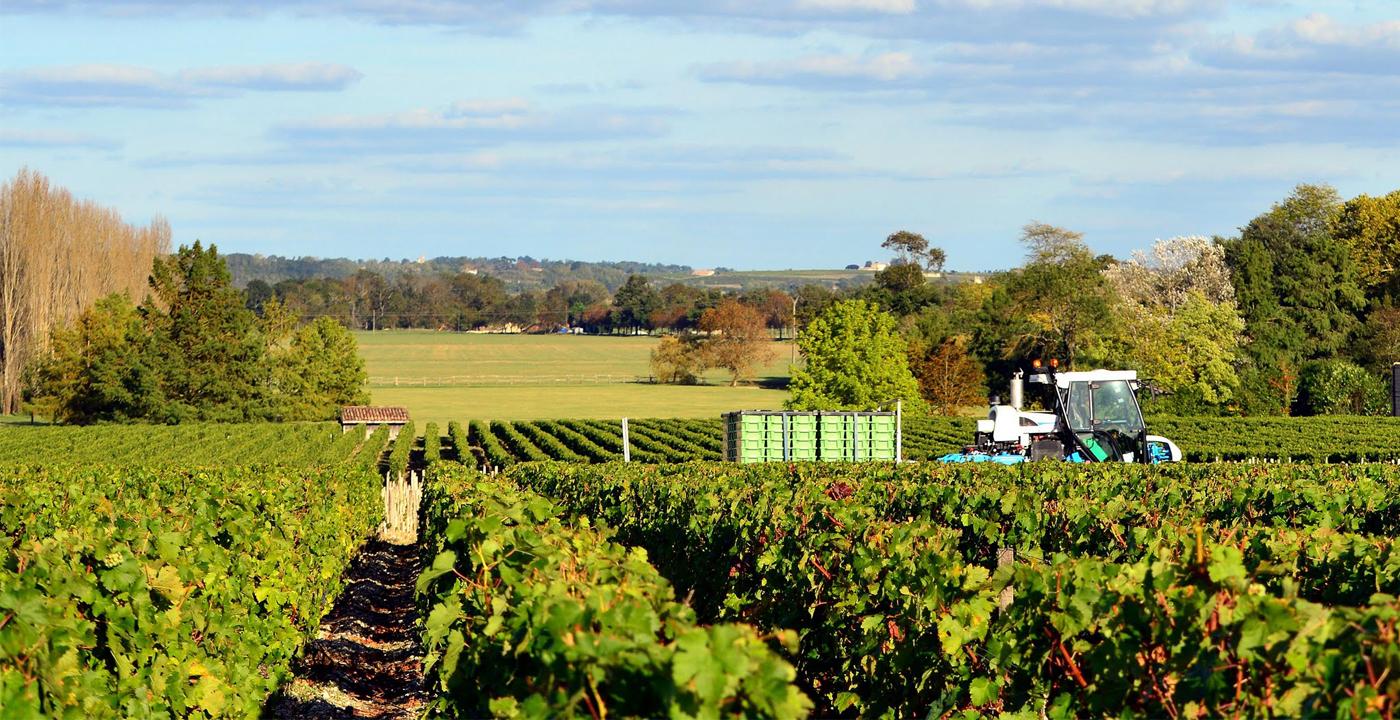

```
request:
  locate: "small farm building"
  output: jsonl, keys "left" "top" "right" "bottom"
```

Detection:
{"left": 340, "top": 406, "right": 411, "bottom": 439}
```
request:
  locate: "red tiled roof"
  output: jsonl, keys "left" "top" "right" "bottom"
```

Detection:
{"left": 339, "top": 406, "right": 410, "bottom": 423}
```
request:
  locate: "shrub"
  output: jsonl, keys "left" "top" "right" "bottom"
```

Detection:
{"left": 1294, "top": 359, "right": 1388, "bottom": 416}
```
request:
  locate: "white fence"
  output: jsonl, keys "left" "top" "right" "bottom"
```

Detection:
{"left": 368, "top": 374, "right": 646, "bottom": 388}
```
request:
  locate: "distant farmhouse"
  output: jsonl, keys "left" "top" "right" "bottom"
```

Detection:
{"left": 339, "top": 406, "right": 410, "bottom": 439}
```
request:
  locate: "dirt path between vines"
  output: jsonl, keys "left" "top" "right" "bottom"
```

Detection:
{"left": 266, "top": 538, "right": 429, "bottom": 719}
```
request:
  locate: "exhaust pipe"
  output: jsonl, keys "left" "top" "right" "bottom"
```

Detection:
{"left": 1010, "top": 370, "right": 1024, "bottom": 410}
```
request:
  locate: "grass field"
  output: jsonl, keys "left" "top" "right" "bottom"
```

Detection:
{"left": 356, "top": 330, "right": 793, "bottom": 423}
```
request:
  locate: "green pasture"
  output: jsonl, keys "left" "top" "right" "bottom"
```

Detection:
{"left": 355, "top": 330, "right": 793, "bottom": 423}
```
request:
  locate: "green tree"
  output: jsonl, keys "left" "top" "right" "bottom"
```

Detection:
{"left": 1104, "top": 237, "right": 1246, "bottom": 410}
{"left": 268, "top": 317, "right": 369, "bottom": 420}
{"left": 1125, "top": 292, "right": 1246, "bottom": 410}
{"left": 649, "top": 335, "right": 704, "bottom": 384}
{"left": 1005, "top": 223, "right": 1117, "bottom": 368}
{"left": 1294, "top": 359, "right": 1388, "bottom": 416}
{"left": 968, "top": 282, "right": 1031, "bottom": 397}
{"left": 787, "top": 299, "right": 926, "bottom": 413}
{"left": 909, "top": 336, "right": 985, "bottom": 416}
{"left": 610, "top": 274, "right": 659, "bottom": 334}
{"left": 142, "top": 241, "right": 268, "bottom": 422}
{"left": 1334, "top": 190, "right": 1400, "bottom": 298}
{"left": 874, "top": 263, "right": 925, "bottom": 293}
{"left": 881, "top": 230, "right": 946, "bottom": 271}
{"left": 1223, "top": 184, "right": 1367, "bottom": 411}
{"left": 698, "top": 299, "right": 775, "bottom": 386}
{"left": 27, "top": 294, "right": 162, "bottom": 424}
{"left": 544, "top": 279, "right": 611, "bottom": 327}
{"left": 1354, "top": 304, "right": 1400, "bottom": 375}
{"left": 243, "top": 279, "right": 275, "bottom": 315}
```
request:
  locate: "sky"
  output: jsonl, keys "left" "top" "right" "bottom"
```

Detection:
{"left": 1, "top": 1, "right": 1398, "bottom": 271}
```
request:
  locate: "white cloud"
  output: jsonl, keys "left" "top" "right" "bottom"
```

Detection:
{"left": 447, "top": 98, "right": 533, "bottom": 117}
{"left": 0, "top": 128, "right": 120, "bottom": 150}
{"left": 950, "top": 0, "right": 1217, "bottom": 20}
{"left": 793, "top": 0, "right": 916, "bottom": 14}
{"left": 177, "top": 62, "right": 363, "bottom": 90}
{"left": 1289, "top": 13, "right": 1400, "bottom": 49}
{"left": 1194, "top": 13, "right": 1400, "bottom": 76}
{"left": 0, "top": 62, "right": 362, "bottom": 107}
{"left": 273, "top": 99, "right": 670, "bottom": 154}
{"left": 701, "top": 51, "right": 926, "bottom": 84}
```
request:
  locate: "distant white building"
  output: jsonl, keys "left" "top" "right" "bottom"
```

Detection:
{"left": 861, "top": 261, "right": 888, "bottom": 272}
{"left": 691, "top": 268, "right": 716, "bottom": 277}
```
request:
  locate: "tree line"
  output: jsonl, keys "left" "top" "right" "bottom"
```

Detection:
{"left": 780, "top": 184, "right": 1398, "bottom": 417}
{"left": 258, "top": 181, "right": 1396, "bottom": 417}
{"left": 0, "top": 169, "right": 170, "bottom": 414}
{"left": 257, "top": 270, "right": 801, "bottom": 337}
{"left": 26, "top": 242, "right": 368, "bottom": 423}
{"left": 6, "top": 167, "right": 1396, "bottom": 421}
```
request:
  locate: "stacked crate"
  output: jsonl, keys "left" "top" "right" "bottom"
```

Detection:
{"left": 724, "top": 411, "right": 898, "bottom": 463}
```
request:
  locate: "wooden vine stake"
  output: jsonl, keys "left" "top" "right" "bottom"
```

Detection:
{"left": 997, "top": 547, "right": 1015, "bottom": 611}
{"left": 380, "top": 469, "right": 422, "bottom": 544}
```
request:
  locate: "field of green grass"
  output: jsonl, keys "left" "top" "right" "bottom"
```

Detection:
{"left": 355, "top": 330, "right": 793, "bottom": 423}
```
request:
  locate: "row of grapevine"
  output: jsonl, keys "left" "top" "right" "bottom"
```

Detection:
{"left": 514, "top": 421, "right": 587, "bottom": 463}
{"left": 0, "top": 454, "right": 384, "bottom": 716}
{"left": 1147, "top": 415, "right": 1400, "bottom": 462}
{"left": 447, "top": 420, "right": 481, "bottom": 467}
{"left": 490, "top": 420, "right": 549, "bottom": 462}
{"left": 508, "top": 461, "right": 1400, "bottom": 717}
{"left": 446, "top": 415, "right": 1400, "bottom": 465}
{"left": 385, "top": 421, "right": 418, "bottom": 477}
{"left": 0, "top": 422, "right": 367, "bottom": 467}
{"left": 416, "top": 464, "right": 811, "bottom": 718}
{"left": 423, "top": 422, "right": 441, "bottom": 464}
{"left": 533, "top": 420, "right": 614, "bottom": 462}
{"left": 467, "top": 420, "right": 514, "bottom": 468}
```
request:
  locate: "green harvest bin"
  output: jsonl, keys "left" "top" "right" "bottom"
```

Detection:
{"left": 725, "top": 410, "right": 897, "bottom": 463}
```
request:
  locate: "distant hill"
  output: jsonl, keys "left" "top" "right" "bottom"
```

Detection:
{"left": 225, "top": 254, "right": 692, "bottom": 292}
{"left": 225, "top": 253, "right": 989, "bottom": 293}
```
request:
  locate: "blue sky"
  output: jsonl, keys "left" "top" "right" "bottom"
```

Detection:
{"left": 2, "top": 1, "right": 1397, "bottom": 270}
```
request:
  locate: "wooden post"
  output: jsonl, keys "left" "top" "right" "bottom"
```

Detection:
{"left": 997, "top": 547, "right": 1015, "bottom": 611}
{"left": 622, "top": 417, "right": 631, "bottom": 463}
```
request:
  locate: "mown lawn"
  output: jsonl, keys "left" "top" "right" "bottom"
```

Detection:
{"left": 355, "top": 330, "right": 793, "bottom": 423}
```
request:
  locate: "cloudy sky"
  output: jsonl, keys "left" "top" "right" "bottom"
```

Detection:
{"left": 2, "top": 1, "right": 1397, "bottom": 270}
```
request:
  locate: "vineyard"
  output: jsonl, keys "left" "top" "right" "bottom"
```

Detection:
{"left": 455, "top": 460, "right": 1400, "bottom": 717}
{"left": 0, "top": 422, "right": 361, "bottom": 467}
{"left": 0, "top": 425, "right": 390, "bottom": 716}
{"left": 449, "top": 415, "right": 1400, "bottom": 466}
{"left": 5, "top": 416, "right": 1400, "bottom": 718}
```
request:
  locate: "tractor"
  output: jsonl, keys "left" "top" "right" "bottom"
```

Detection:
{"left": 941, "top": 361, "right": 1182, "bottom": 464}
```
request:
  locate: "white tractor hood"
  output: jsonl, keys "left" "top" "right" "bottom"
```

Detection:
{"left": 1028, "top": 369, "right": 1138, "bottom": 389}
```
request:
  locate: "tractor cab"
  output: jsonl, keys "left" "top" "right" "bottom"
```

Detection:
{"left": 1030, "top": 369, "right": 1148, "bottom": 462}
{"left": 950, "top": 364, "right": 1182, "bottom": 464}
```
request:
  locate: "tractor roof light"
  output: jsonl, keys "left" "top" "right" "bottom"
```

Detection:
{"left": 1032, "top": 359, "right": 1042, "bottom": 369}
{"left": 1050, "top": 358, "right": 1060, "bottom": 369}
